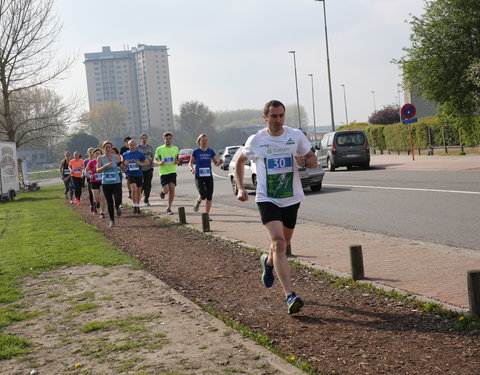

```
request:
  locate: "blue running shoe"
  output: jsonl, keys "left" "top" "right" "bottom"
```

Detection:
{"left": 260, "top": 253, "right": 274, "bottom": 288}
{"left": 287, "top": 292, "right": 304, "bottom": 314}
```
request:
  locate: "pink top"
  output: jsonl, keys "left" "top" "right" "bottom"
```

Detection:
{"left": 87, "top": 159, "right": 102, "bottom": 183}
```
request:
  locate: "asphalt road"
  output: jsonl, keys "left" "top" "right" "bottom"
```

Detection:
{"left": 173, "top": 165, "right": 480, "bottom": 251}
{"left": 42, "top": 164, "right": 479, "bottom": 251}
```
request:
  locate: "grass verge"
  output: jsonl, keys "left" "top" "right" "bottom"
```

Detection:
{"left": 0, "top": 185, "right": 138, "bottom": 359}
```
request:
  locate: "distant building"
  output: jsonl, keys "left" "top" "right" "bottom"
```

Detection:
{"left": 404, "top": 91, "right": 438, "bottom": 118}
{"left": 18, "top": 149, "right": 47, "bottom": 168}
{"left": 84, "top": 44, "right": 174, "bottom": 136}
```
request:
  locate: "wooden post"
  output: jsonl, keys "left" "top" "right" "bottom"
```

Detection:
{"left": 286, "top": 242, "right": 292, "bottom": 257}
{"left": 467, "top": 270, "right": 480, "bottom": 317}
{"left": 350, "top": 245, "right": 364, "bottom": 281}
{"left": 201, "top": 212, "right": 210, "bottom": 232}
{"left": 178, "top": 207, "right": 186, "bottom": 224}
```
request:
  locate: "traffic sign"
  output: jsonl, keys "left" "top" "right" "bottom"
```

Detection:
{"left": 401, "top": 103, "right": 417, "bottom": 119}
{"left": 402, "top": 117, "right": 418, "bottom": 125}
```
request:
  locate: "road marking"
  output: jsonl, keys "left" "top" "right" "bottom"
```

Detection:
{"left": 213, "top": 172, "right": 229, "bottom": 179}
{"left": 323, "top": 183, "right": 480, "bottom": 195}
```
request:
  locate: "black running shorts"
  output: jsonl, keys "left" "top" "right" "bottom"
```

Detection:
{"left": 257, "top": 201, "right": 300, "bottom": 229}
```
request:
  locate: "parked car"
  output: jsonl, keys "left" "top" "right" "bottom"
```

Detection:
{"left": 219, "top": 145, "right": 242, "bottom": 170}
{"left": 317, "top": 130, "right": 370, "bottom": 171}
{"left": 228, "top": 147, "right": 325, "bottom": 195}
{"left": 177, "top": 148, "right": 193, "bottom": 165}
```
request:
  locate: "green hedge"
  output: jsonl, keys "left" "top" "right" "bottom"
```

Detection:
{"left": 341, "top": 115, "right": 480, "bottom": 153}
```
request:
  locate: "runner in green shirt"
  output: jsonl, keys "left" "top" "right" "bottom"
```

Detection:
{"left": 154, "top": 132, "right": 179, "bottom": 215}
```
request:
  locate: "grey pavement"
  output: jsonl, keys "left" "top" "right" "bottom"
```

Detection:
{"left": 134, "top": 152, "right": 480, "bottom": 313}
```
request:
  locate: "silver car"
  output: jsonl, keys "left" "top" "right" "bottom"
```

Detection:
{"left": 219, "top": 145, "right": 242, "bottom": 170}
{"left": 228, "top": 147, "right": 325, "bottom": 195}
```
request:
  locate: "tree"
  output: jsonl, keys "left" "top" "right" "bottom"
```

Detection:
{"left": 65, "top": 132, "right": 99, "bottom": 155}
{"left": 1, "top": 87, "right": 73, "bottom": 151}
{"left": 177, "top": 101, "right": 216, "bottom": 136}
{"left": 284, "top": 104, "right": 309, "bottom": 129}
{"left": 80, "top": 102, "right": 127, "bottom": 141}
{"left": 368, "top": 104, "right": 400, "bottom": 125}
{"left": 0, "top": 0, "right": 74, "bottom": 146}
{"left": 467, "top": 58, "right": 480, "bottom": 107}
{"left": 398, "top": 0, "right": 480, "bottom": 118}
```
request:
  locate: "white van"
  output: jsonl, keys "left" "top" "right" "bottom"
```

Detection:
{"left": 0, "top": 141, "right": 19, "bottom": 201}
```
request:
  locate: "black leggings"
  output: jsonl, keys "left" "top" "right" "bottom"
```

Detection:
{"left": 142, "top": 168, "right": 153, "bottom": 202}
{"left": 72, "top": 177, "right": 83, "bottom": 200}
{"left": 102, "top": 183, "right": 122, "bottom": 221}
{"left": 63, "top": 178, "right": 73, "bottom": 198}
{"left": 87, "top": 180, "right": 94, "bottom": 206}
{"left": 195, "top": 176, "right": 214, "bottom": 201}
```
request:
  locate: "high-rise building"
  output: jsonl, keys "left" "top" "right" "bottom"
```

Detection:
{"left": 84, "top": 44, "right": 174, "bottom": 136}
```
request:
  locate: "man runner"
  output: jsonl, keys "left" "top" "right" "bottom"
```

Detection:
{"left": 137, "top": 133, "right": 155, "bottom": 206}
{"left": 154, "top": 132, "right": 179, "bottom": 215}
{"left": 234, "top": 99, "right": 318, "bottom": 314}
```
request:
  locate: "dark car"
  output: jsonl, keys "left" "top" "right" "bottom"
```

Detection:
{"left": 317, "top": 130, "right": 370, "bottom": 171}
{"left": 177, "top": 148, "right": 193, "bottom": 165}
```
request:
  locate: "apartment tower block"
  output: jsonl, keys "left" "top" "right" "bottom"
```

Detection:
{"left": 84, "top": 44, "right": 174, "bottom": 136}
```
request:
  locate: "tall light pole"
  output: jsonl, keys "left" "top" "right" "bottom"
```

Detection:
{"left": 308, "top": 73, "right": 318, "bottom": 145}
{"left": 341, "top": 84, "right": 349, "bottom": 125}
{"left": 315, "top": 0, "right": 335, "bottom": 131}
{"left": 371, "top": 90, "right": 376, "bottom": 112}
{"left": 288, "top": 50, "right": 302, "bottom": 129}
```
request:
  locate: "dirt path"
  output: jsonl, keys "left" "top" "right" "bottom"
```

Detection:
{"left": 2, "top": 202, "right": 479, "bottom": 374}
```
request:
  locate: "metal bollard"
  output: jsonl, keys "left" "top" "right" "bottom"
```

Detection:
{"left": 178, "top": 207, "right": 186, "bottom": 224}
{"left": 467, "top": 270, "right": 480, "bottom": 317}
{"left": 350, "top": 245, "right": 365, "bottom": 281}
{"left": 201, "top": 212, "right": 210, "bottom": 232}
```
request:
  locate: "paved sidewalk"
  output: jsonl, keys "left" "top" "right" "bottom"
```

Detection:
{"left": 134, "top": 153, "right": 480, "bottom": 312}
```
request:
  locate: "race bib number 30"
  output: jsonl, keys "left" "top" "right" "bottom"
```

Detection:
{"left": 264, "top": 154, "right": 294, "bottom": 198}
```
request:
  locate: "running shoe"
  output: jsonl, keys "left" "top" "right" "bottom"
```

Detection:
{"left": 144, "top": 201, "right": 151, "bottom": 206}
{"left": 116, "top": 206, "right": 122, "bottom": 217}
{"left": 193, "top": 200, "right": 201, "bottom": 212}
{"left": 166, "top": 208, "right": 173, "bottom": 215}
{"left": 90, "top": 205, "right": 94, "bottom": 213}
{"left": 287, "top": 292, "right": 304, "bottom": 315}
{"left": 93, "top": 205, "right": 98, "bottom": 214}
{"left": 99, "top": 212, "right": 105, "bottom": 219}
{"left": 160, "top": 192, "right": 165, "bottom": 199}
{"left": 108, "top": 220, "right": 115, "bottom": 228}
{"left": 260, "top": 253, "right": 274, "bottom": 288}
{"left": 128, "top": 191, "right": 132, "bottom": 199}
{"left": 70, "top": 200, "right": 73, "bottom": 204}
{"left": 136, "top": 207, "right": 141, "bottom": 214}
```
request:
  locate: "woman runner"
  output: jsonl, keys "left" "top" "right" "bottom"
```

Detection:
{"left": 188, "top": 134, "right": 223, "bottom": 219}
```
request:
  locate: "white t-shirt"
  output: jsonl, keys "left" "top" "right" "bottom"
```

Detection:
{"left": 242, "top": 126, "right": 312, "bottom": 207}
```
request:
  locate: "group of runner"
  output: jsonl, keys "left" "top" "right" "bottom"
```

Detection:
{"left": 59, "top": 131, "right": 223, "bottom": 226}
{"left": 59, "top": 99, "right": 316, "bottom": 314}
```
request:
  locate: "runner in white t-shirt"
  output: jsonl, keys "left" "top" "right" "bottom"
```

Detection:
{"left": 235, "top": 100, "right": 318, "bottom": 314}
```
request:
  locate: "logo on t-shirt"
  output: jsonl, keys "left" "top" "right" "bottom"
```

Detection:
{"left": 286, "top": 138, "right": 295, "bottom": 145}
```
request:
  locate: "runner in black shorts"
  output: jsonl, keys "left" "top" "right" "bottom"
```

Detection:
{"left": 189, "top": 134, "right": 223, "bottom": 219}
{"left": 235, "top": 100, "right": 318, "bottom": 315}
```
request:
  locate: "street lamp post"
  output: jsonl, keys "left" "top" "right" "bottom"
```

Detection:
{"left": 288, "top": 50, "right": 302, "bottom": 129}
{"left": 315, "top": 0, "right": 335, "bottom": 131}
{"left": 341, "top": 84, "right": 349, "bottom": 125}
{"left": 308, "top": 73, "right": 318, "bottom": 145}
{"left": 371, "top": 90, "right": 376, "bottom": 112}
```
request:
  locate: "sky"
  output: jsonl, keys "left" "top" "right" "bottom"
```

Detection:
{"left": 53, "top": 0, "right": 426, "bottom": 128}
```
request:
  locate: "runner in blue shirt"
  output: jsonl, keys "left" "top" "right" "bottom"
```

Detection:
{"left": 188, "top": 134, "right": 223, "bottom": 219}
{"left": 122, "top": 140, "right": 149, "bottom": 214}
